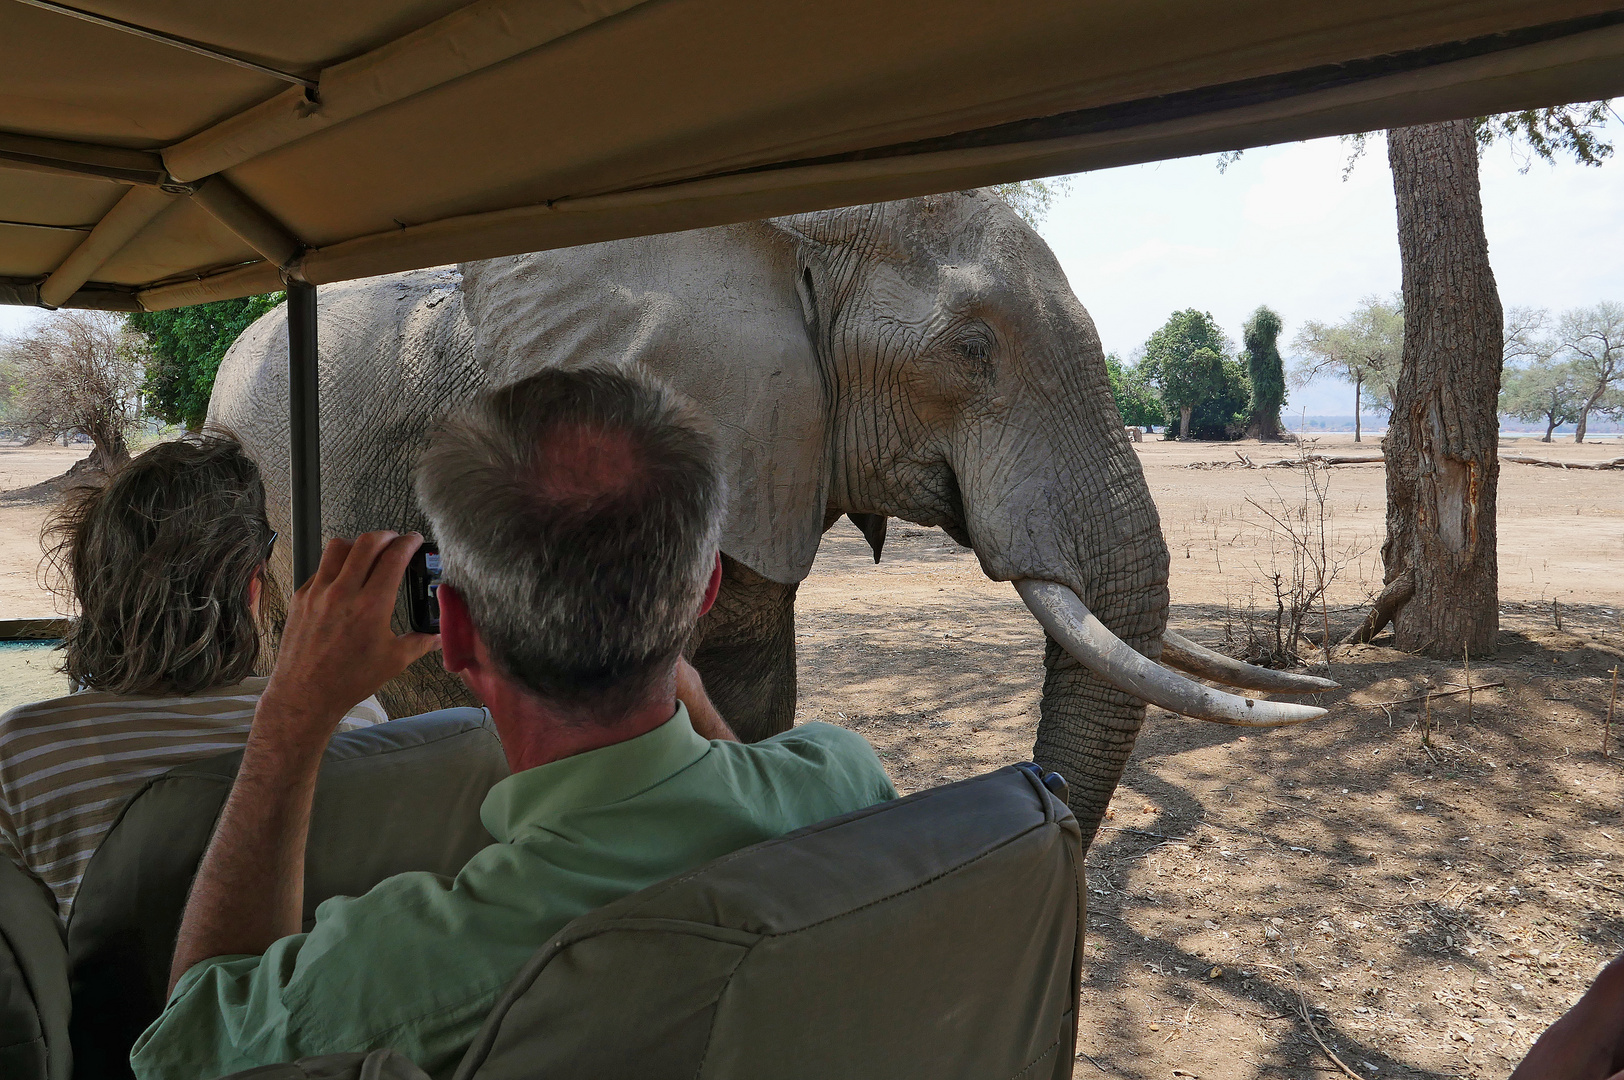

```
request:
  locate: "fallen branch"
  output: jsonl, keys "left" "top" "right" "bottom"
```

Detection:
{"left": 1503, "top": 454, "right": 1624, "bottom": 471}
{"left": 1306, "top": 452, "right": 1385, "bottom": 465}
{"left": 1347, "top": 680, "right": 1504, "bottom": 708}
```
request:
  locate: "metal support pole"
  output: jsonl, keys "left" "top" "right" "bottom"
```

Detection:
{"left": 287, "top": 280, "right": 321, "bottom": 587}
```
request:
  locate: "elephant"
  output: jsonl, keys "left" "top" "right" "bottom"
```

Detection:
{"left": 212, "top": 191, "right": 1328, "bottom": 845}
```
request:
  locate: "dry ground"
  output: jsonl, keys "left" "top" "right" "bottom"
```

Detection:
{"left": 793, "top": 433, "right": 1623, "bottom": 1079}
{"left": 2, "top": 434, "right": 1621, "bottom": 1077}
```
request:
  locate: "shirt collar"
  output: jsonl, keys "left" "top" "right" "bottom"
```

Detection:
{"left": 480, "top": 703, "right": 712, "bottom": 842}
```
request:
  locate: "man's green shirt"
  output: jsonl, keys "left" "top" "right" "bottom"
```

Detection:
{"left": 131, "top": 707, "right": 896, "bottom": 1080}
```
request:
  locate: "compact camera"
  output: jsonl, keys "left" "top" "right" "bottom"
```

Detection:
{"left": 405, "top": 543, "right": 443, "bottom": 634}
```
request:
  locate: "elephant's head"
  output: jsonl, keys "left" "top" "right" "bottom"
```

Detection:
{"left": 760, "top": 194, "right": 1324, "bottom": 840}
{"left": 459, "top": 192, "right": 1327, "bottom": 843}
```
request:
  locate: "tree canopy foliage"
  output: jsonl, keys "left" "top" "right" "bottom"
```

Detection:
{"left": 1, "top": 310, "right": 147, "bottom": 470}
{"left": 1105, "top": 352, "right": 1166, "bottom": 429}
{"left": 1501, "top": 302, "right": 1624, "bottom": 442}
{"left": 1139, "top": 309, "right": 1249, "bottom": 439}
{"left": 128, "top": 293, "right": 283, "bottom": 429}
{"left": 1290, "top": 295, "right": 1403, "bottom": 436}
{"left": 1241, "top": 305, "right": 1286, "bottom": 439}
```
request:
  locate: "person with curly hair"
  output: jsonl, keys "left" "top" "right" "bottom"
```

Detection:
{"left": 0, "top": 430, "right": 385, "bottom": 923}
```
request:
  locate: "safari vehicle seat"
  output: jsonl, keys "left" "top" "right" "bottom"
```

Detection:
{"left": 226, "top": 762, "right": 1084, "bottom": 1080}
{"left": 0, "top": 856, "right": 70, "bottom": 1080}
{"left": 64, "top": 709, "right": 509, "bottom": 1080}
{"left": 450, "top": 762, "right": 1084, "bottom": 1080}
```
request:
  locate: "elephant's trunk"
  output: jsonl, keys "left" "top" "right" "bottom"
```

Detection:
{"left": 1034, "top": 637, "right": 1146, "bottom": 847}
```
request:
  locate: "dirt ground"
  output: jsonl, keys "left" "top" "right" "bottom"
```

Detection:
{"left": 2, "top": 434, "right": 1622, "bottom": 1076}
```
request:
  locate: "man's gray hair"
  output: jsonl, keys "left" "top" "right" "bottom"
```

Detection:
{"left": 415, "top": 366, "right": 725, "bottom": 716}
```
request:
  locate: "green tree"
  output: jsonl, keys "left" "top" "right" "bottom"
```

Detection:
{"left": 1500, "top": 357, "right": 1582, "bottom": 442}
{"left": 1290, "top": 295, "right": 1403, "bottom": 443}
{"left": 1139, "top": 309, "right": 1242, "bottom": 439}
{"left": 1187, "top": 355, "right": 1252, "bottom": 440}
{"left": 128, "top": 293, "right": 283, "bottom": 429}
{"left": 1104, "top": 351, "right": 1166, "bottom": 429}
{"left": 1555, "top": 300, "right": 1624, "bottom": 443}
{"left": 1499, "top": 307, "right": 1579, "bottom": 442}
{"left": 1241, "top": 305, "right": 1287, "bottom": 440}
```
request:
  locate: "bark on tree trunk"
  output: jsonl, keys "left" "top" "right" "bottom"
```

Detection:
{"left": 1179, "top": 404, "right": 1192, "bottom": 440}
{"left": 1379, "top": 121, "right": 1503, "bottom": 657}
{"left": 1354, "top": 375, "right": 1362, "bottom": 443}
{"left": 1576, "top": 399, "right": 1595, "bottom": 443}
{"left": 1543, "top": 414, "right": 1556, "bottom": 442}
{"left": 87, "top": 429, "right": 130, "bottom": 473}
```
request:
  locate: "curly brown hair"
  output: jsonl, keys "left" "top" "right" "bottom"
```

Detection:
{"left": 44, "top": 429, "right": 273, "bottom": 695}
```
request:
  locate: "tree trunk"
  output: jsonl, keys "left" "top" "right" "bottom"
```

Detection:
{"left": 1354, "top": 375, "right": 1362, "bottom": 443}
{"left": 86, "top": 428, "right": 130, "bottom": 474}
{"left": 1379, "top": 122, "right": 1502, "bottom": 658}
{"left": 1179, "top": 404, "right": 1192, "bottom": 440}
{"left": 1543, "top": 413, "right": 1556, "bottom": 442}
{"left": 1576, "top": 401, "right": 1593, "bottom": 443}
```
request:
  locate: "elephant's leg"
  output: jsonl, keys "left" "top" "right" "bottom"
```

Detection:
{"left": 689, "top": 553, "right": 798, "bottom": 743}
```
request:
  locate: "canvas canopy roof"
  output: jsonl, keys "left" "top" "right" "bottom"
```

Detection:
{"left": 4, "top": 0, "right": 1623, "bottom": 313}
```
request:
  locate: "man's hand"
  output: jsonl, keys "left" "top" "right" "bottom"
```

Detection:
{"left": 675, "top": 656, "right": 737, "bottom": 742}
{"left": 258, "top": 532, "right": 439, "bottom": 749}
{"left": 168, "top": 531, "right": 437, "bottom": 993}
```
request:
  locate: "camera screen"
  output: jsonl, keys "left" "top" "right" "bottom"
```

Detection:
{"left": 424, "top": 551, "right": 442, "bottom": 621}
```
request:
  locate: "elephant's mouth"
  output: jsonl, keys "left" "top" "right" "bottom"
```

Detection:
{"left": 1014, "top": 579, "right": 1335, "bottom": 727}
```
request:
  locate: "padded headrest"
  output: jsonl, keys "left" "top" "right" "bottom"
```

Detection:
{"left": 67, "top": 710, "right": 508, "bottom": 1080}
{"left": 455, "top": 765, "right": 1083, "bottom": 1080}
{"left": 0, "top": 858, "right": 69, "bottom": 1080}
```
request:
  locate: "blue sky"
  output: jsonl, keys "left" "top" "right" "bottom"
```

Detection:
{"left": 1040, "top": 118, "right": 1624, "bottom": 414}
{"left": 4, "top": 121, "right": 1620, "bottom": 417}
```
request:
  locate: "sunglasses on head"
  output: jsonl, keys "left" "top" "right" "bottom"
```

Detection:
{"left": 261, "top": 530, "right": 278, "bottom": 564}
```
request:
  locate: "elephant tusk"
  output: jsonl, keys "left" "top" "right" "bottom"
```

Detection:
{"left": 1013, "top": 580, "right": 1327, "bottom": 728}
{"left": 1160, "top": 629, "right": 1339, "bottom": 695}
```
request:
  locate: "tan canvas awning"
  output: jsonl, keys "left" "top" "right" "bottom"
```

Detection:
{"left": 5, "top": 0, "right": 1623, "bottom": 312}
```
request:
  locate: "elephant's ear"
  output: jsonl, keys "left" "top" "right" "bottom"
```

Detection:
{"left": 459, "top": 223, "right": 831, "bottom": 586}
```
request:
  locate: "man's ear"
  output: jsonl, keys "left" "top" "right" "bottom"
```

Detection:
{"left": 436, "top": 583, "right": 478, "bottom": 675}
{"left": 248, "top": 567, "right": 263, "bottom": 614}
{"left": 698, "top": 553, "right": 723, "bottom": 618}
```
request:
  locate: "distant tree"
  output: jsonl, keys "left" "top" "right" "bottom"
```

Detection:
{"left": 1105, "top": 352, "right": 1166, "bottom": 429}
{"left": 1555, "top": 301, "right": 1624, "bottom": 443}
{"left": 1241, "top": 306, "right": 1287, "bottom": 440}
{"left": 1140, "top": 309, "right": 1240, "bottom": 439}
{"left": 1499, "top": 308, "right": 1577, "bottom": 442}
{"left": 1290, "top": 295, "right": 1403, "bottom": 443}
{"left": 986, "top": 178, "right": 1074, "bottom": 228}
{"left": 128, "top": 293, "right": 283, "bottom": 430}
{"left": 1187, "top": 354, "right": 1252, "bottom": 440}
{"left": 2, "top": 310, "right": 147, "bottom": 471}
{"left": 1500, "top": 358, "right": 1582, "bottom": 442}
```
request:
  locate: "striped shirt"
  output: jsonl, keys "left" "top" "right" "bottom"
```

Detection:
{"left": 0, "top": 677, "right": 387, "bottom": 922}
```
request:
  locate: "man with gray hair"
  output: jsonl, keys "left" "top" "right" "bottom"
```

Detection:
{"left": 133, "top": 367, "right": 896, "bottom": 1080}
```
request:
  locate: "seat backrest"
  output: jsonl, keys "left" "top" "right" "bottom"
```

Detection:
{"left": 67, "top": 709, "right": 509, "bottom": 1080}
{"left": 455, "top": 765, "right": 1083, "bottom": 1080}
{"left": 0, "top": 857, "right": 70, "bottom": 1080}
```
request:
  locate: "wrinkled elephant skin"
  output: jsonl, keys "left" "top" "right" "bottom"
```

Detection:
{"left": 210, "top": 192, "right": 1170, "bottom": 845}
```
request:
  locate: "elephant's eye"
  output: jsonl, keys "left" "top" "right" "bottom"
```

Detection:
{"left": 952, "top": 326, "right": 994, "bottom": 368}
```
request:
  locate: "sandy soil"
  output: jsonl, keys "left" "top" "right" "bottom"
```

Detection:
{"left": 792, "top": 433, "right": 1622, "bottom": 1079}
{"left": 2, "top": 434, "right": 1621, "bottom": 1077}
